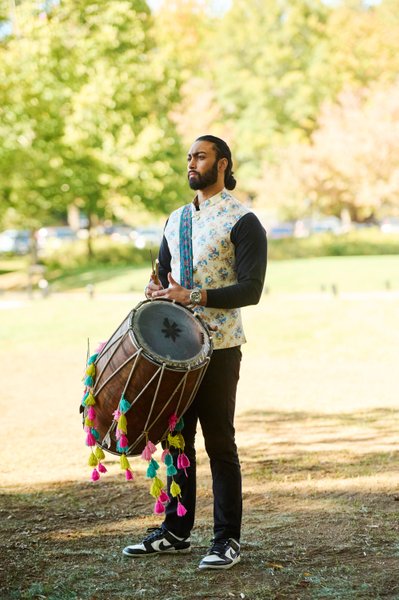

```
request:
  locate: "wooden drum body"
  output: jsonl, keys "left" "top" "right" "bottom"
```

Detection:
{"left": 87, "top": 299, "right": 212, "bottom": 456}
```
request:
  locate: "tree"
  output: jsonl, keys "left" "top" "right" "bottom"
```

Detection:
{"left": 0, "top": 0, "right": 186, "bottom": 255}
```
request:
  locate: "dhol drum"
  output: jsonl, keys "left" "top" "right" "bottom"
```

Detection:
{"left": 82, "top": 298, "right": 213, "bottom": 457}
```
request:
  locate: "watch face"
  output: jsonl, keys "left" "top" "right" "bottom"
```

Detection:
{"left": 190, "top": 289, "right": 201, "bottom": 304}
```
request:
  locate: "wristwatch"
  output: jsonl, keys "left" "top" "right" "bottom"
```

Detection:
{"left": 189, "top": 288, "right": 202, "bottom": 306}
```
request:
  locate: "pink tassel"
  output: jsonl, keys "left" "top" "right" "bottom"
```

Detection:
{"left": 147, "top": 440, "right": 157, "bottom": 454}
{"left": 159, "top": 489, "right": 170, "bottom": 504}
{"left": 154, "top": 499, "right": 165, "bottom": 514}
{"left": 125, "top": 469, "right": 133, "bottom": 481}
{"left": 91, "top": 468, "right": 100, "bottom": 481}
{"left": 98, "top": 462, "right": 107, "bottom": 473}
{"left": 177, "top": 453, "right": 190, "bottom": 469}
{"left": 161, "top": 448, "right": 171, "bottom": 462}
{"left": 95, "top": 341, "right": 107, "bottom": 353}
{"left": 177, "top": 501, "right": 187, "bottom": 517}
{"left": 86, "top": 432, "right": 96, "bottom": 446}
{"left": 141, "top": 446, "right": 152, "bottom": 461}
{"left": 112, "top": 409, "right": 121, "bottom": 421}
{"left": 119, "top": 434, "right": 129, "bottom": 448}
{"left": 168, "top": 413, "right": 179, "bottom": 431}
{"left": 87, "top": 406, "right": 96, "bottom": 421}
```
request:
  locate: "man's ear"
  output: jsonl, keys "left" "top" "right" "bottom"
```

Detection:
{"left": 218, "top": 157, "right": 228, "bottom": 173}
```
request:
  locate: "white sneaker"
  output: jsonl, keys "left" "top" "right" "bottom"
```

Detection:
{"left": 199, "top": 538, "right": 241, "bottom": 570}
{"left": 123, "top": 527, "right": 191, "bottom": 557}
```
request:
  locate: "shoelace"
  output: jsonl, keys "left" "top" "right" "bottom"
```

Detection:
{"left": 208, "top": 539, "right": 229, "bottom": 556}
{"left": 143, "top": 527, "right": 164, "bottom": 542}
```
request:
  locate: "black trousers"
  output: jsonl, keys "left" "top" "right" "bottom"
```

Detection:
{"left": 162, "top": 346, "right": 242, "bottom": 542}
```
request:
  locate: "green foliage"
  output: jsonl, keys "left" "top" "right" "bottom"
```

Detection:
{"left": 0, "top": 0, "right": 186, "bottom": 232}
{"left": 268, "top": 230, "right": 399, "bottom": 260}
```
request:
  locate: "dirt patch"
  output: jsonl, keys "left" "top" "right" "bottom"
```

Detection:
{"left": 1, "top": 409, "right": 399, "bottom": 600}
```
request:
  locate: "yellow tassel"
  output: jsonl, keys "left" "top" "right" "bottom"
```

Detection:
{"left": 167, "top": 433, "right": 185, "bottom": 450}
{"left": 86, "top": 363, "right": 96, "bottom": 377}
{"left": 85, "top": 393, "right": 96, "bottom": 406}
{"left": 120, "top": 454, "right": 130, "bottom": 470}
{"left": 95, "top": 447, "right": 105, "bottom": 460}
{"left": 150, "top": 476, "right": 164, "bottom": 498}
{"left": 118, "top": 414, "right": 127, "bottom": 433}
{"left": 88, "top": 452, "right": 98, "bottom": 467}
{"left": 170, "top": 480, "right": 181, "bottom": 497}
{"left": 84, "top": 417, "right": 94, "bottom": 428}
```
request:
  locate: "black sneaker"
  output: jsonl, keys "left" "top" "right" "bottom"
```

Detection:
{"left": 123, "top": 527, "right": 191, "bottom": 557}
{"left": 198, "top": 538, "right": 241, "bottom": 570}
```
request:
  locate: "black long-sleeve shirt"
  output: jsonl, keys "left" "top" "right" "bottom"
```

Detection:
{"left": 158, "top": 211, "right": 267, "bottom": 309}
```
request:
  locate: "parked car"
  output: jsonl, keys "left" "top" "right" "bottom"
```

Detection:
{"left": 380, "top": 217, "right": 399, "bottom": 234}
{"left": 133, "top": 227, "right": 163, "bottom": 249}
{"left": 37, "top": 226, "right": 78, "bottom": 252}
{"left": 0, "top": 229, "right": 31, "bottom": 255}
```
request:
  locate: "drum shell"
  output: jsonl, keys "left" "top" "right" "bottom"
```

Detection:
{"left": 90, "top": 305, "right": 210, "bottom": 456}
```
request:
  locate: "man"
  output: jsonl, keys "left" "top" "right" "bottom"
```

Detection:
{"left": 123, "top": 135, "right": 267, "bottom": 570}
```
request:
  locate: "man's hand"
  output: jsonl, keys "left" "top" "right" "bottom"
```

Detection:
{"left": 144, "top": 276, "right": 163, "bottom": 299}
{"left": 152, "top": 273, "right": 191, "bottom": 305}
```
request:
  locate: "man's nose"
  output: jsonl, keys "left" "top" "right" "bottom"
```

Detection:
{"left": 188, "top": 157, "right": 196, "bottom": 170}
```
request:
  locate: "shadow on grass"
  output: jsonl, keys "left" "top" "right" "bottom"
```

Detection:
{"left": 1, "top": 408, "right": 399, "bottom": 600}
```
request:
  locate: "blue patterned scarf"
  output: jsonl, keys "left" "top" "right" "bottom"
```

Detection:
{"left": 179, "top": 203, "right": 193, "bottom": 289}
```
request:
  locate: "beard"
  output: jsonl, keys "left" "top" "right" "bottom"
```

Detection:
{"left": 188, "top": 159, "right": 219, "bottom": 190}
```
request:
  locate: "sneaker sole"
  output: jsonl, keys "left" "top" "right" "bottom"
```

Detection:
{"left": 123, "top": 547, "right": 191, "bottom": 557}
{"left": 198, "top": 556, "right": 241, "bottom": 570}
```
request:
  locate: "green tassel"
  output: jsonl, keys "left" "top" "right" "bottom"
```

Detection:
{"left": 85, "top": 392, "right": 96, "bottom": 406}
{"left": 167, "top": 433, "right": 185, "bottom": 450}
{"left": 88, "top": 452, "right": 98, "bottom": 467}
{"left": 150, "top": 458, "right": 159, "bottom": 470}
{"left": 164, "top": 453, "right": 173, "bottom": 466}
{"left": 174, "top": 417, "right": 185, "bottom": 431}
{"left": 86, "top": 363, "right": 96, "bottom": 377}
{"left": 146, "top": 463, "right": 157, "bottom": 478}
{"left": 150, "top": 477, "right": 164, "bottom": 498}
{"left": 120, "top": 454, "right": 130, "bottom": 470}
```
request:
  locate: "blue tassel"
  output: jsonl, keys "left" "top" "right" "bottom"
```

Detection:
{"left": 119, "top": 397, "right": 131, "bottom": 413}
{"left": 167, "top": 464, "right": 177, "bottom": 476}
{"left": 146, "top": 463, "right": 157, "bottom": 478}
{"left": 87, "top": 353, "right": 98, "bottom": 365}
{"left": 84, "top": 375, "right": 94, "bottom": 387}
{"left": 81, "top": 391, "right": 89, "bottom": 406}
{"left": 91, "top": 428, "right": 100, "bottom": 441}
{"left": 164, "top": 453, "right": 173, "bottom": 466}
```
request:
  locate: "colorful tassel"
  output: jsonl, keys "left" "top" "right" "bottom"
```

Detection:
{"left": 84, "top": 375, "right": 94, "bottom": 387}
{"left": 91, "top": 468, "right": 100, "bottom": 481}
{"left": 174, "top": 417, "right": 185, "bottom": 432}
{"left": 94, "top": 341, "right": 107, "bottom": 354}
{"left": 177, "top": 453, "right": 190, "bottom": 470}
{"left": 119, "top": 397, "right": 131, "bottom": 413}
{"left": 161, "top": 448, "right": 171, "bottom": 462}
{"left": 167, "top": 464, "right": 178, "bottom": 477}
{"left": 112, "top": 408, "right": 122, "bottom": 421}
{"left": 87, "top": 406, "right": 96, "bottom": 421}
{"left": 84, "top": 417, "right": 94, "bottom": 428}
{"left": 164, "top": 453, "right": 173, "bottom": 467}
{"left": 85, "top": 392, "right": 96, "bottom": 406}
{"left": 118, "top": 434, "right": 129, "bottom": 449}
{"left": 168, "top": 413, "right": 179, "bottom": 431}
{"left": 146, "top": 463, "right": 157, "bottom": 478}
{"left": 91, "top": 428, "right": 100, "bottom": 441}
{"left": 150, "top": 477, "right": 164, "bottom": 498}
{"left": 87, "top": 353, "right": 98, "bottom": 365}
{"left": 86, "top": 432, "right": 96, "bottom": 447}
{"left": 159, "top": 489, "right": 170, "bottom": 504}
{"left": 125, "top": 469, "right": 133, "bottom": 481}
{"left": 117, "top": 414, "right": 127, "bottom": 433}
{"left": 170, "top": 480, "right": 181, "bottom": 497}
{"left": 177, "top": 501, "right": 187, "bottom": 517}
{"left": 167, "top": 433, "right": 185, "bottom": 450}
{"left": 95, "top": 447, "right": 105, "bottom": 460}
{"left": 98, "top": 462, "right": 107, "bottom": 473}
{"left": 154, "top": 499, "right": 165, "bottom": 514}
{"left": 120, "top": 454, "right": 131, "bottom": 470}
{"left": 85, "top": 363, "right": 96, "bottom": 377}
{"left": 88, "top": 452, "right": 98, "bottom": 467}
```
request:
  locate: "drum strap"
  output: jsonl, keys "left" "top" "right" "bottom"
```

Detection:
{"left": 179, "top": 203, "right": 194, "bottom": 289}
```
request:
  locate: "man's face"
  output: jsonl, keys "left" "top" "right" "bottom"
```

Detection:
{"left": 187, "top": 141, "right": 219, "bottom": 190}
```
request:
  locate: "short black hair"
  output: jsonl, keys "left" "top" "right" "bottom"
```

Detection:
{"left": 196, "top": 135, "right": 236, "bottom": 190}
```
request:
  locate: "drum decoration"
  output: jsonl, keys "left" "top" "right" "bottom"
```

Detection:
{"left": 80, "top": 298, "right": 213, "bottom": 516}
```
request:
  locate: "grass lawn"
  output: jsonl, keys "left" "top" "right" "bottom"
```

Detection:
{"left": 0, "top": 285, "right": 398, "bottom": 599}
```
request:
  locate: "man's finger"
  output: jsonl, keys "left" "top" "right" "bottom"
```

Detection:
{"left": 167, "top": 272, "right": 179, "bottom": 286}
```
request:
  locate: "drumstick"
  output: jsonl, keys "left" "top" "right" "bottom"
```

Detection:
{"left": 150, "top": 250, "right": 160, "bottom": 285}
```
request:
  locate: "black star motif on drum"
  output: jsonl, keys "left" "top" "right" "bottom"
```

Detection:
{"left": 162, "top": 317, "right": 182, "bottom": 342}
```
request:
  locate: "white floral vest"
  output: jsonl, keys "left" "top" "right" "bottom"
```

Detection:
{"left": 164, "top": 189, "right": 250, "bottom": 349}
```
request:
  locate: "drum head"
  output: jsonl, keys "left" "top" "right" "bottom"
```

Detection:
{"left": 131, "top": 300, "right": 211, "bottom": 368}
